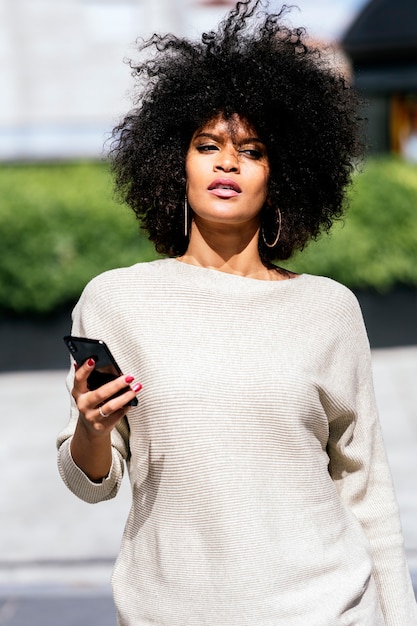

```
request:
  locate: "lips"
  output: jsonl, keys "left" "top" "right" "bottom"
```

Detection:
{"left": 207, "top": 178, "right": 241, "bottom": 198}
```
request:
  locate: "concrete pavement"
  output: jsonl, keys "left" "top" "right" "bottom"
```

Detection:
{"left": 1, "top": 347, "right": 417, "bottom": 612}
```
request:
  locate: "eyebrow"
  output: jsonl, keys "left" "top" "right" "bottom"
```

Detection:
{"left": 194, "top": 132, "right": 266, "bottom": 146}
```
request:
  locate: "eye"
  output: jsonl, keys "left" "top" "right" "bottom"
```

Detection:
{"left": 196, "top": 143, "right": 219, "bottom": 153}
{"left": 239, "top": 148, "right": 264, "bottom": 159}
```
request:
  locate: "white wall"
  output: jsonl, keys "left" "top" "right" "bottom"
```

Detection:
{"left": 0, "top": 0, "right": 233, "bottom": 160}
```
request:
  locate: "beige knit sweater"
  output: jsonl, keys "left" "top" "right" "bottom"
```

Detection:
{"left": 57, "top": 258, "right": 417, "bottom": 626}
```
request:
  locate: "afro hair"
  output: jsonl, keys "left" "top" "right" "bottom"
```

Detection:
{"left": 109, "top": 0, "right": 364, "bottom": 262}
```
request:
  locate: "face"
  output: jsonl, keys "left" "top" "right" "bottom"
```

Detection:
{"left": 185, "top": 114, "right": 270, "bottom": 230}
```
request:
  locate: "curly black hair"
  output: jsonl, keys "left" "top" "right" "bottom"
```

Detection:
{"left": 109, "top": 0, "right": 364, "bottom": 262}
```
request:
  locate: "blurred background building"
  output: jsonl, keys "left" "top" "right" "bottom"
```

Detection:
{"left": 0, "top": 0, "right": 238, "bottom": 161}
{"left": 2, "top": 0, "right": 416, "bottom": 161}
{"left": 342, "top": 0, "right": 417, "bottom": 159}
{"left": 1, "top": 0, "right": 370, "bottom": 162}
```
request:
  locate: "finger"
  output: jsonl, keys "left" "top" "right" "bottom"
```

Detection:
{"left": 80, "top": 404, "right": 127, "bottom": 436}
{"left": 98, "top": 405, "right": 113, "bottom": 418}
{"left": 72, "top": 357, "right": 95, "bottom": 400}
{"left": 91, "top": 381, "right": 142, "bottom": 432}
{"left": 98, "top": 386, "right": 142, "bottom": 417}
{"left": 92, "top": 375, "right": 142, "bottom": 410}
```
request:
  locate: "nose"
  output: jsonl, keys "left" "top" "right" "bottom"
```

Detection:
{"left": 214, "top": 147, "right": 240, "bottom": 173}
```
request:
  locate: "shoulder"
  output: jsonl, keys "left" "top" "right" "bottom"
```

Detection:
{"left": 80, "top": 259, "right": 169, "bottom": 297}
{"left": 300, "top": 273, "right": 361, "bottom": 312}
{"left": 297, "top": 274, "right": 367, "bottom": 339}
{"left": 71, "top": 259, "right": 171, "bottom": 323}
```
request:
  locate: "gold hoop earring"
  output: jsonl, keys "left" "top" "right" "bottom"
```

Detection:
{"left": 184, "top": 195, "right": 189, "bottom": 238}
{"left": 262, "top": 207, "right": 282, "bottom": 248}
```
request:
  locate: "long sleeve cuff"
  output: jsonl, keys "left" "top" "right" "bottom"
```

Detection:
{"left": 57, "top": 437, "right": 124, "bottom": 504}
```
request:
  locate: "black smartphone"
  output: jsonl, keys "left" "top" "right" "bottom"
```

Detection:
{"left": 63, "top": 335, "right": 138, "bottom": 407}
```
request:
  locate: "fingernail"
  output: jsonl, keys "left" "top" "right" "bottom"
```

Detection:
{"left": 87, "top": 358, "right": 95, "bottom": 367}
{"left": 74, "top": 362, "right": 79, "bottom": 370}
{"left": 132, "top": 383, "right": 142, "bottom": 393}
{"left": 125, "top": 375, "right": 134, "bottom": 384}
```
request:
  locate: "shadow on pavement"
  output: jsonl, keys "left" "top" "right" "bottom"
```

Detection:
{"left": 0, "top": 588, "right": 117, "bottom": 626}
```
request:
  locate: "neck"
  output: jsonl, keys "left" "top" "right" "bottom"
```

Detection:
{"left": 180, "top": 218, "right": 268, "bottom": 278}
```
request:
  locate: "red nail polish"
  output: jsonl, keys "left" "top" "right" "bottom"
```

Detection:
{"left": 87, "top": 358, "right": 95, "bottom": 367}
{"left": 74, "top": 362, "right": 78, "bottom": 370}
{"left": 132, "top": 383, "right": 142, "bottom": 393}
{"left": 125, "top": 375, "right": 134, "bottom": 384}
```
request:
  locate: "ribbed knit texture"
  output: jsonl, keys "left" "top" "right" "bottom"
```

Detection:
{"left": 57, "top": 258, "right": 417, "bottom": 626}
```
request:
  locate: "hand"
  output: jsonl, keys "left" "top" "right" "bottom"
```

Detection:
{"left": 72, "top": 357, "right": 142, "bottom": 439}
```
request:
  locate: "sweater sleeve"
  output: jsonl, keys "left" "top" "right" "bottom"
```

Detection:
{"left": 56, "top": 285, "right": 130, "bottom": 505}
{"left": 325, "top": 290, "right": 417, "bottom": 625}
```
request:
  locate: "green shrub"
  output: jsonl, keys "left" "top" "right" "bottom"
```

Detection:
{"left": 0, "top": 162, "right": 157, "bottom": 315}
{"left": 285, "top": 156, "right": 417, "bottom": 291}
{"left": 0, "top": 156, "right": 416, "bottom": 316}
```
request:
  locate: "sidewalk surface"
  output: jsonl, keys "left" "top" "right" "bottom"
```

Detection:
{"left": 1, "top": 346, "right": 417, "bottom": 622}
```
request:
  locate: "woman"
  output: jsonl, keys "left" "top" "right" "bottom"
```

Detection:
{"left": 57, "top": 1, "right": 417, "bottom": 624}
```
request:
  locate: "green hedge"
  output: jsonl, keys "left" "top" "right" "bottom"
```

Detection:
{"left": 0, "top": 157, "right": 416, "bottom": 316}
{"left": 0, "top": 162, "right": 157, "bottom": 315}
{"left": 285, "top": 156, "right": 417, "bottom": 289}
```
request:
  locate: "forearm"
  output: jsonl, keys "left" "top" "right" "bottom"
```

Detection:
{"left": 70, "top": 417, "right": 113, "bottom": 482}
